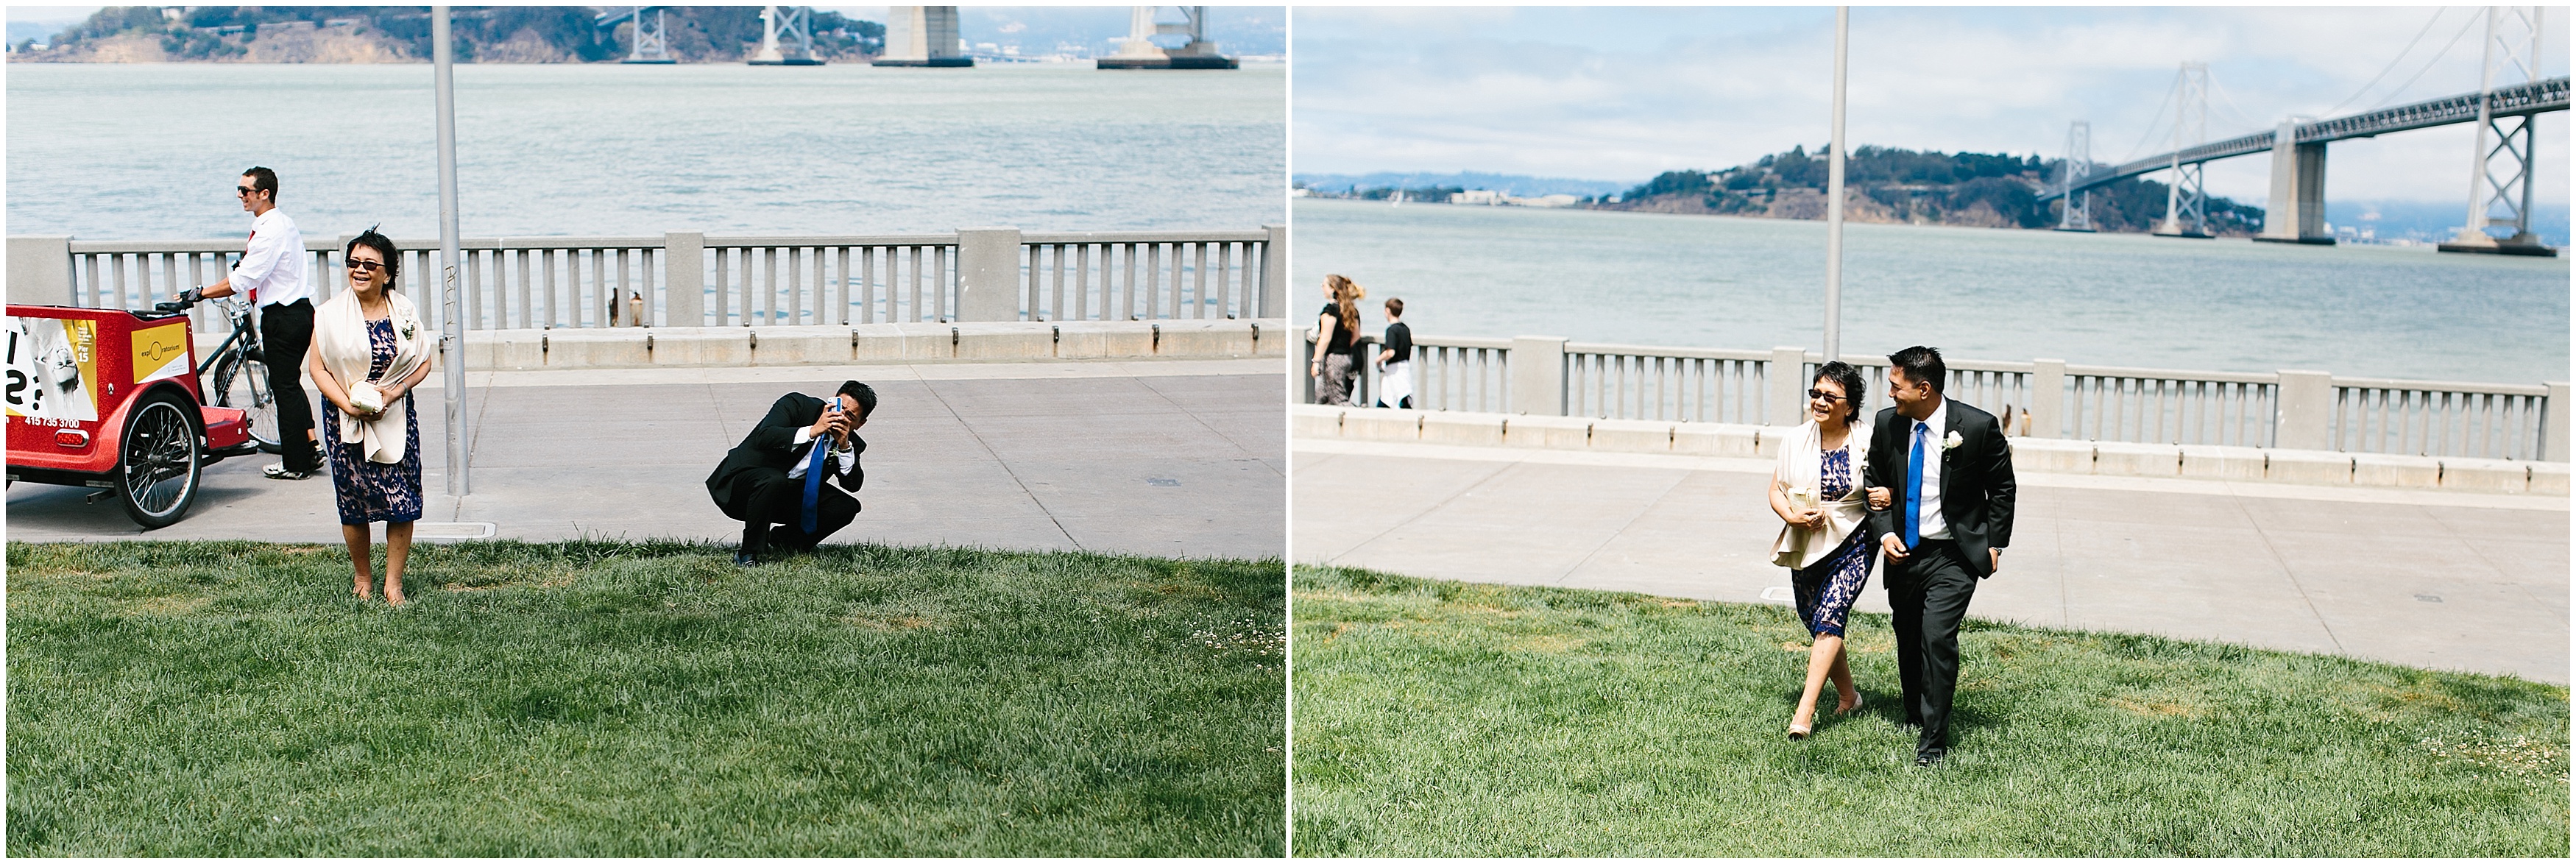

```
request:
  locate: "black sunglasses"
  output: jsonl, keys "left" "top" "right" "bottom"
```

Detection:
{"left": 236, "top": 185, "right": 263, "bottom": 196}
{"left": 1808, "top": 388, "right": 1846, "bottom": 403}
{"left": 347, "top": 259, "right": 387, "bottom": 274}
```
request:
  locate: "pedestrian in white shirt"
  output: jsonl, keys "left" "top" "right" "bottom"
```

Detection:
{"left": 177, "top": 166, "right": 322, "bottom": 478}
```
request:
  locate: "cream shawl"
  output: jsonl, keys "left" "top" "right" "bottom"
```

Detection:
{"left": 314, "top": 288, "right": 428, "bottom": 464}
{"left": 1769, "top": 419, "right": 1873, "bottom": 570}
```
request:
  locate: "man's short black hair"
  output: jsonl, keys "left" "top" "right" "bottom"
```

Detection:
{"left": 1888, "top": 345, "right": 1946, "bottom": 394}
{"left": 1384, "top": 297, "right": 1404, "bottom": 317}
{"left": 838, "top": 380, "right": 877, "bottom": 419}
{"left": 243, "top": 166, "right": 278, "bottom": 199}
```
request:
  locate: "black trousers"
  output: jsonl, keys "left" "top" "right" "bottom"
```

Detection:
{"left": 1886, "top": 538, "right": 1978, "bottom": 756}
{"left": 260, "top": 300, "right": 322, "bottom": 472}
{"left": 732, "top": 467, "right": 860, "bottom": 556}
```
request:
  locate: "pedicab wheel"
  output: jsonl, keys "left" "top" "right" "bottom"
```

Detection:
{"left": 210, "top": 350, "right": 282, "bottom": 454}
{"left": 118, "top": 392, "right": 202, "bottom": 529}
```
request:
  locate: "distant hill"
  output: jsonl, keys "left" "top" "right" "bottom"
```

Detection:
{"left": 10, "top": 5, "right": 882, "bottom": 63}
{"left": 1295, "top": 171, "right": 1630, "bottom": 199}
{"left": 1598, "top": 144, "right": 2270, "bottom": 236}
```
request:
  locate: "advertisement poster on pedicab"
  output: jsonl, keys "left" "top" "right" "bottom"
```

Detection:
{"left": 4, "top": 314, "right": 101, "bottom": 424}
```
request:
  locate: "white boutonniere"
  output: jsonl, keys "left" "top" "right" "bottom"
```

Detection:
{"left": 1943, "top": 430, "right": 1964, "bottom": 450}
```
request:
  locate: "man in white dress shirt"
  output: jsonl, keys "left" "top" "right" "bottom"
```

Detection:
{"left": 180, "top": 166, "right": 321, "bottom": 479}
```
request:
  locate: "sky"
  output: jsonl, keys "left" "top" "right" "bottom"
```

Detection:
{"left": 1292, "top": 5, "right": 2571, "bottom": 206}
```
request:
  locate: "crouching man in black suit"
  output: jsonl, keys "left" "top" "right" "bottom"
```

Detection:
{"left": 707, "top": 380, "right": 875, "bottom": 566}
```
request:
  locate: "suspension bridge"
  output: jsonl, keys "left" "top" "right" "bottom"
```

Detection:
{"left": 2042, "top": 7, "right": 2564, "bottom": 255}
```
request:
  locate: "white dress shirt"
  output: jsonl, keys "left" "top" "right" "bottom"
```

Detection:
{"left": 1908, "top": 398, "right": 1950, "bottom": 542}
{"left": 232, "top": 208, "right": 312, "bottom": 307}
{"left": 785, "top": 427, "right": 858, "bottom": 484}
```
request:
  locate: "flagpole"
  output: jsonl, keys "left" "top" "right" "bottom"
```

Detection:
{"left": 1822, "top": 6, "right": 1849, "bottom": 367}
{"left": 434, "top": 5, "right": 470, "bottom": 495}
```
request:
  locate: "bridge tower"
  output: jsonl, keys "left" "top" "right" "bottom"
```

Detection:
{"left": 593, "top": 7, "right": 675, "bottom": 64}
{"left": 2441, "top": 6, "right": 2555, "bottom": 256}
{"left": 874, "top": 7, "right": 972, "bottom": 67}
{"left": 1099, "top": 7, "right": 1239, "bottom": 69}
{"left": 2154, "top": 63, "right": 2213, "bottom": 238}
{"left": 749, "top": 5, "right": 824, "bottom": 65}
{"left": 2054, "top": 121, "right": 2097, "bottom": 232}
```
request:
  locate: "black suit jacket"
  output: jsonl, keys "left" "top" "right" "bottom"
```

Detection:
{"left": 706, "top": 392, "right": 866, "bottom": 521}
{"left": 1862, "top": 397, "right": 2016, "bottom": 578}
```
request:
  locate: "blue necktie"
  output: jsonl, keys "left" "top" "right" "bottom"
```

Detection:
{"left": 800, "top": 436, "right": 829, "bottom": 534}
{"left": 1905, "top": 421, "right": 1926, "bottom": 549}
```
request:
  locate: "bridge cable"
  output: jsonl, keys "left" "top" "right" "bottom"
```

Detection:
{"left": 2366, "top": 10, "right": 2485, "bottom": 112}
{"left": 2204, "top": 76, "right": 2273, "bottom": 137}
{"left": 2112, "top": 77, "right": 2180, "bottom": 165}
{"left": 2314, "top": 7, "right": 2449, "bottom": 118}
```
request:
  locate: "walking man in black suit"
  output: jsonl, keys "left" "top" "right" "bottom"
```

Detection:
{"left": 707, "top": 381, "right": 875, "bottom": 566}
{"left": 1863, "top": 346, "right": 2015, "bottom": 766}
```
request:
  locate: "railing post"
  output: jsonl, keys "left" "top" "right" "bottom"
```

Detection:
{"left": 2029, "top": 358, "right": 2066, "bottom": 439}
{"left": 2275, "top": 369, "right": 2334, "bottom": 450}
{"left": 663, "top": 231, "right": 704, "bottom": 327}
{"left": 2545, "top": 380, "right": 2569, "bottom": 461}
{"left": 955, "top": 227, "right": 1022, "bottom": 322}
{"left": 1298, "top": 327, "right": 1317, "bottom": 403}
{"left": 8, "top": 236, "right": 73, "bottom": 305}
{"left": 1768, "top": 346, "right": 1808, "bottom": 426}
{"left": 1510, "top": 336, "right": 1567, "bottom": 416}
{"left": 1260, "top": 224, "right": 1287, "bottom": 319}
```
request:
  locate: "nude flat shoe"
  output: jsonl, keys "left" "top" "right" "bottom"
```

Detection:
{"left": 1836, "top": 693, "right": 1864, "bottom": 716}
{"left": 1787, "top": 721, "right": 1811, "bottom": 740}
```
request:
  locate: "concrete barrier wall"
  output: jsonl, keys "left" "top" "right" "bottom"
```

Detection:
{"left": 1293, "top": 405, "right": 2569, "bottom": 495}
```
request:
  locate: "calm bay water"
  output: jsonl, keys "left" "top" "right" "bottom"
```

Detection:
{"left": 8, "top": 63, "right": 1284, "bottom": 238}
{"left": 1293, "top": 198, "right": 2571, "bottom": 384}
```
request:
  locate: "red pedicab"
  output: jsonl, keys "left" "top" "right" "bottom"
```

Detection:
{"left": 6, "top": 301, "right": 263, "bottom": 528}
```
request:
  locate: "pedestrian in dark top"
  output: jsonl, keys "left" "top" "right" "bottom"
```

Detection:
{"left": 1375, "top": 297, "right": 1414, "bottom": 409}
{"left": 1312, "top": 274, "right": 1366, "bottom": 406}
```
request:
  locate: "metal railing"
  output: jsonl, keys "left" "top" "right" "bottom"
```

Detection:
{"left": 1568, "top": 343, "right": 1769, "bottom": 425}
{"left": 1301, "top": 331, "right": 2566, "bottom": 461}
{"left": 2332, "top": 377, "right": 2551, "bottom": 461}
{"left": 18, "top": 225, "right": 1284, "bottom": 339}
{"left": 1021, "top": 230, "right": 1273, "bottom": 322}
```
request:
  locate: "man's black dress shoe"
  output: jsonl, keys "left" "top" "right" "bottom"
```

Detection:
{"left": 1914, "top": 748, "right": 1945, "bottom": 766}
{"left": 733, "top": 551, "right": 760, "bottom": 567}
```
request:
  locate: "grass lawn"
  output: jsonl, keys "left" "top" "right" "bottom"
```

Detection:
{"left": 7, "top": 540, "right": 1284, "bottom": 856}
{"left": 1291, "top": 565, "right": 2569, "bottom": 857}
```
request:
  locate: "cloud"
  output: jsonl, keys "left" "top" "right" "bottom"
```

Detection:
{"left": 1293, "top": 6, "right": 2569, "bottom": 204}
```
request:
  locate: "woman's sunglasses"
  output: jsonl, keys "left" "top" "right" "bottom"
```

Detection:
{"left": 1807, "top": 389, "right": 1846, "bottom": 403}
{"left": 347, "top": 260, "right": 388, "bottom": 274}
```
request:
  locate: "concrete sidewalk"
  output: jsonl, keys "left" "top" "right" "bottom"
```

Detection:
{"left": 9, "top": 358, "right": 1284, "bottom": 561}
{"left": 1292, "top": 437, "right": 2570, "bottom": 684}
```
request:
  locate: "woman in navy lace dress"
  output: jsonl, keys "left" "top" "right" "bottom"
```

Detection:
{"left": 305, "top": 230, "right": 433, "bottom": 606}
{"left": 1768, "top": 361, "right": 1881, "bottom": 739}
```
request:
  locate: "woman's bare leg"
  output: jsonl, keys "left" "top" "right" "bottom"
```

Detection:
{"left": 383, "top": 522, "right": 414, "bottom": 606}
{"left": 342, "top": 523, "right": 375, "bottom": 599}
{"left": 1830, "top": 641, "right": 1860, "bottom": 712}
{"left": 1794, "top": 633, "right": 1842, "bottom": 732}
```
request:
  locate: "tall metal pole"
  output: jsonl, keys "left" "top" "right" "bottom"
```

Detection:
{"left": 1822, "top": 6, "right": 1848, "bottom": 366}
{"left": 434, "top": 6, "right": 470, "bottom": 495}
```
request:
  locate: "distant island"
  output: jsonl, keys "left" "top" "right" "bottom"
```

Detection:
{"left": 10, "top": 6, "right": 882, "bottom": 63}
{"left": 1298, "top": 145, "right": 2270, "bottom": 238}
